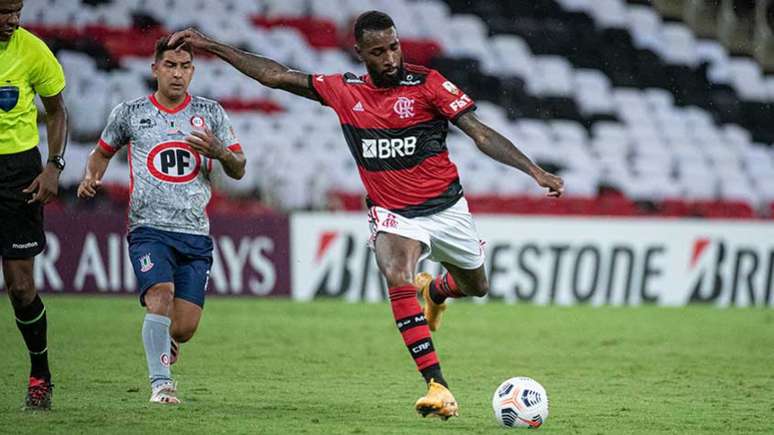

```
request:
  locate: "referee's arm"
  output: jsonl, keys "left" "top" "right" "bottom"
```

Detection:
{"left": 40, "top": 93, "right": 68, "bottom": 163}
{"left": 23, "top": 93, "right": 68, "bottom": 204}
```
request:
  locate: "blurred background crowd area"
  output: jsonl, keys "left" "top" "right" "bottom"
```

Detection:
{"left": 23, "top": 0, "right": 774, "bottom": 219}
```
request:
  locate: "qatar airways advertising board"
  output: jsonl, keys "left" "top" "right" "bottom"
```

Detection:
{"left": 290, "top": 213, "right": 774, "bottom": 307}
{"left": 0, "top": 211, "right": 290, "bottom": 298}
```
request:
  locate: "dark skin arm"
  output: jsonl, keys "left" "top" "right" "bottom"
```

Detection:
{"left": 168, "top": 28, "right": 318, "bottom": 101}
{"left": 24, "top": 93, "right": 68, "bottom": 204}
{"left": 455, "top": 111, "right": 564, "bottom": 197}
{"left": 185, "top": 128, "right": 246, "bottom": 180}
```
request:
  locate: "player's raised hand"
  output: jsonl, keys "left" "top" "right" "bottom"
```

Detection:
{"left": 534, "top": 169, "right": 564, "bottom": 198}
{"left": 185, "top": 128, "right": 225, "bottom": 160}
{"left": 23, "top": 165, "right": 60, "bottom": 204}
{"left": 168, "top": 27, "right": 212, "bottom": 51}
{"left": 77, "top": 176, "right": 101, "bottom": 199}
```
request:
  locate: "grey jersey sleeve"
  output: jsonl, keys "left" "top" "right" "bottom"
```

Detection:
{"left": 213, "top": 105, "right": 240, "bottom": 152}
{"left": 98, "top": 103, "right": 129, "bottom": 154}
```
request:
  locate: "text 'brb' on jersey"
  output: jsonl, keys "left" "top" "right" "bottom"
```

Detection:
{"left": 310, "top": 64, "right": 476, "bottom": 218}
{"left": 98, "top": 94, "right": 241, "bottom": 236}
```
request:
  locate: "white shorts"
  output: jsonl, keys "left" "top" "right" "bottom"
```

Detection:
{"left": 367, "top": 197, "right": 486, "bottom": 270}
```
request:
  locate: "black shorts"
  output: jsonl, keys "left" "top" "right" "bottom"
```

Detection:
{"left": 0, "top": 147, "right": 45, "bottom": 259}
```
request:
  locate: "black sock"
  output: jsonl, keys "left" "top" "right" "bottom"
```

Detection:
{"left": 420, "top": 363, "right": 448, "bottom": 388}
{"left": 428, "top": 280, "right": 446, "bottom": 305}
{"left": 14, "top": 295, "right": 50, "bottom": 381}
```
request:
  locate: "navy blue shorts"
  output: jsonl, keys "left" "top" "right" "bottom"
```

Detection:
{"left": 127, "top": 226, "right": 213, "bottom": 308}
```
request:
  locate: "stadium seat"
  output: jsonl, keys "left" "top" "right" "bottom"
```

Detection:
{"left": 21, "top": 0, "right": 774, "bottom": 217}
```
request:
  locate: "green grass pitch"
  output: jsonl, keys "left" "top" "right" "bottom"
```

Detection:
{"left": 1, "top": 296, "right": 773, "bottom": 434}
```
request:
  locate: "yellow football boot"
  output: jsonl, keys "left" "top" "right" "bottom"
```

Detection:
{"left": 415, "top": 379, "right": 459, "bottom": 420}
{"left": 414, "top": 272, "right": 446, "bottom": 332}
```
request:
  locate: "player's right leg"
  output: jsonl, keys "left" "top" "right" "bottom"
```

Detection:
{"left": 142, "top": 283, "right": 179, "bottom": 404}
{"left": 128, "top": 227, "right": 180, "bottom": 404}
{"left": 3, "top": 258, "right": 53, "bottom": 410}
{"left": 373, "top": 232, "right": 459, "bottom": 420}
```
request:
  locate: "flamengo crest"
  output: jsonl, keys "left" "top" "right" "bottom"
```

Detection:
{"left": 393, "top": 97, "right": 415, "bottom": 119}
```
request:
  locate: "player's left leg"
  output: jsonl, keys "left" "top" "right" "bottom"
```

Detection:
{"left": 3, "top": 257, "right": 53, "bottom": 410}
{"left": 435, "top": 261, "right": 489, "bottom": 299}
{"left": 170, "top": 299, "right": 201, "bottom": 342}
{"left": 168, "top": 237, "right": 212, "bottom": 365}
{"left": 168, "top": 298, "right": 201, "bottom": 365}
{"left": 415, "top": 198, "right": 488, "bottom": 331}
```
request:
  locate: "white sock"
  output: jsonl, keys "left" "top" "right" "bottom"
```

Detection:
{"left": 142, "top": 313, "right": 172, "bottom": 389}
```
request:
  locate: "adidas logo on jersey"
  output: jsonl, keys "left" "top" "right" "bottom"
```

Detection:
{"left": 353, "top": 101, "right": 364, "bottom": 112}
{"left": 362, "top": 137, "right": 417, "bottom": 159}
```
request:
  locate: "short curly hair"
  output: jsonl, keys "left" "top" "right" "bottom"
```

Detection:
{"left": 353, "top": 10, "right": 395, "bottom": 42}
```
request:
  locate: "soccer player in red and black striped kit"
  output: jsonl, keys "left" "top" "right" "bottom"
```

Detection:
{"left": 170, "top": 11, "right": 563, "bottom": 419}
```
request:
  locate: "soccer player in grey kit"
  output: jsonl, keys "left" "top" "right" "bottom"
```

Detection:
{"left": 77, "top": 36, "right": 246, "bottom": 404}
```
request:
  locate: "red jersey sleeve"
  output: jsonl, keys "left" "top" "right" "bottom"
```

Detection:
{"left": 309, "top": 73, "right": 346, "bottom": 109}
{"left": 425, "top": 70, "right": 476, "bottom": 122}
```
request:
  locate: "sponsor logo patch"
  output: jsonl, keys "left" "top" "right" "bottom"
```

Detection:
{"left": 449, "top": 94, "right": 472, "bottom": 112}
{"left": 361, "top": 137, "right": 417, "bottom": 159}
{"left": 12, "top": 242, "right": 38, "bottom": 250}
{"left": 344, "top": 73, "right": 365, "bottom": 84}
{"left": 146, "top": 141, "right": 201, "bottom": 183}
{"left": 442, "top": 81, "right": 460, "bottom": 95}
{"left": 399, "top": 74, "right": 422, "bottom": 86}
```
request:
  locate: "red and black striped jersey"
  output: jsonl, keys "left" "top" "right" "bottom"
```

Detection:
{"left": 309, "top": 64, "right": 476, "bottom": 217}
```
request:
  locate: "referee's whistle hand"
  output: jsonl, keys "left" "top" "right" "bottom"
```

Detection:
{"left": 23, "top": 166, "right": 60, "bottom": 204}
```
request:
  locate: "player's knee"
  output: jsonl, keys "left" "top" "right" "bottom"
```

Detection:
{"left": 6, "top": 278, "right": 36, "bottom": 306}
{"left": 144, "top": 284, "right": 174, "bottom": 315}
{"left": 465, "top": 278, "right": 489, "bottom": 297}
{"left": 382, "top": 265, "right": 414, "bottom": 288}
{"left": 173, "top": 326, "right": 196, "bottom": 343}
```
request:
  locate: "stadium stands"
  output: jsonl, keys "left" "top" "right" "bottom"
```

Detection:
{"left": 24, "top": 0, "right": 774, "bottom": 218}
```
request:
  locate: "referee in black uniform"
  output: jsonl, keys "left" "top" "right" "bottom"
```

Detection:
{"left": 0, "top": 0, "right": 68, "bottom": 410}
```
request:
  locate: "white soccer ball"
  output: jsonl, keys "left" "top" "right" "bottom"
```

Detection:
{"left": 492, "top": 377, "right": 549, "bottom": 428}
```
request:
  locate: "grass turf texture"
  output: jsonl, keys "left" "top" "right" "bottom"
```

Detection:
{"left": 0, "top": 296, "right": 772, "bottom": 434}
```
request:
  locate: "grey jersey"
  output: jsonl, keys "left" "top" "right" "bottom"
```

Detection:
{"left": 99, "top": 94, "right": 240, "bottom": 235}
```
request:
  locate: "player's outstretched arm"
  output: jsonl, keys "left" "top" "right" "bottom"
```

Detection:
{"left": 77, "top": 146, "right": 112, "bottom": 199}
{"left": 24, "top": 93, "right": 68, "bottom": 204}
{"left": 168, "top": 28, "right": 319, "bottom": 101}
{"left": 455, "top": 111, "right": 564, "bottom": 197}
